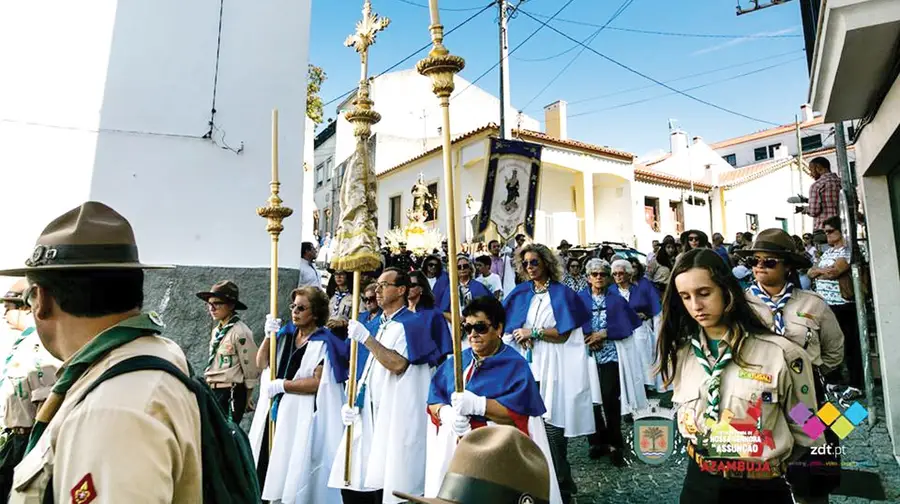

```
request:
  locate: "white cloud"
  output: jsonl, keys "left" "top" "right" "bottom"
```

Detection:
{"left": 692, "top": 27, "right": 798, "bottom": 56}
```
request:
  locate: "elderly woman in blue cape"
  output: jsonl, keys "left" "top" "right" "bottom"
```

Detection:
{"left": 249, "top": 286, "right": 349, "bottom": 504}
{"left": 612, "top": 258, "right": 669, "bottom": 393}
{"left": 439, "top": 255, "right": 491, "bottom": 350}
{"left": 423, "top": 296, "right": 562, "bottom": 503}
{"left": 501, "top": 243, "right": 601, "bottom": 504}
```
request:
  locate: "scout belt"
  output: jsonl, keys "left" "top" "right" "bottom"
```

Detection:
{"left": 687, "top": 442, "right": 783, "bottom": 480}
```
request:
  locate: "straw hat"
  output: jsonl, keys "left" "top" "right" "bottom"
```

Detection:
{"left": 196, "top": 280, "right": 248, "bottom": 311}
{"left": 0, "top": 202, "right": 172, "bottom": 276}
{"left": 734, "top": 228, "right": 812, "bottom": 269}
{"left": 394, "top": 425, "right": 550, "bottom": 504}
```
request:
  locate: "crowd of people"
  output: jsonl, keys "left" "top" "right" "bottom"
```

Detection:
{"left": 0, "top": 199, "right": 867, "bottom": 504}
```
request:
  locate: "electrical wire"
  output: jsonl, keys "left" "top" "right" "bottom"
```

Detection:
{"left": 452, "top": 0, "right": 578, "bottom": 101}
{"left": 566, "top": 48, "right": 804, "bottom": 106}
{"left": 568, "top": 56, "right": 804, "bottom": 118}
{"left": 520, "top": 0, "right": 635, "bottom": 110}
{"left": 393, "top": 0, "right": 491, "bottom": 12}
{"left": 322, "top": 1, "right": 495, "bottom": 108}
{"left": 517, "top": 9, "right": 781, "bottom": 126}
{"left": 522, "top": 10, "right": 802, "bottom": 38}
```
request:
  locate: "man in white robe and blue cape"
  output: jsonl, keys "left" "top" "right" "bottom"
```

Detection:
{"left": 424, "top": 296, "right": 562, "bottom": 504}
{"left": 329, "top": 268, "right": 441, "bottom": 504}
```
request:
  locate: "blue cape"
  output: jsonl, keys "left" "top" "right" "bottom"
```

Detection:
{"left": 503, "top": 280, "right": 590, "bottom": 335}
{"left": 577, "top": 286, "right": 642, "bottom": 341}
{"left": 348, "top": 307, "right": 442, "bottom": 379}
{"left": 630, "top": 277, "right": 662, "bottom": 317}
{"left": 438, "top": 279, "right": 493, "bottom": 314}
{"left": 353, "top": 309, "right": 383, "bottom": 380}
{"left": 431, "top": 272, "right": 450, "bottom": 306}
{"left": 276, "top": 323, "right": 349, "bottom": 383}
{"left": 417, "top": 307, "right": 453, "bottom": 357}
{"left": 428, "top": 344, "right": 545, "bottom": 419}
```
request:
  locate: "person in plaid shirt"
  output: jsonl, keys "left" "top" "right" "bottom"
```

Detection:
{"left": 797, "top": 157, "right": 842, "bottom": 231}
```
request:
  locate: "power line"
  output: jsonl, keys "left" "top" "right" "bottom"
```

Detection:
{"left": 452, "top": 0, "right": 578, "bottom": 100}
{"left": 522, "top": 10, "right": 802, "bottom": 38}
{"left": 565, "top": 48, "right": 803, "bottom": 106}
{"left": 518, "top": 9, "right": 781, "bottom": 126}
{"left": 323, "top": 1, "right": 495, "bottom": 108}
{"left": 521, "top": 0, "right": 636, "bottom": 110}
{"left": 393, "top": 0, "right": 490, "bottom": 12}
{"left": 568, "top": 56, "right": 805, "bottom": 118}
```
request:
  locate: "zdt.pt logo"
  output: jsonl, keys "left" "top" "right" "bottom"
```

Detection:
{"left": 789, "top": 401, "right": 868, "bottom": 440}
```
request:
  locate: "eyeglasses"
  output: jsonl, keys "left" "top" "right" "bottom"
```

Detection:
{"left": 688, "top": 236, "right": 700, "bottom": 242}
{"left": 824, "top": 228, "right": 837, "bottom": 235}
{"left": 611, "top": 271, "right": 627, "bottom": 276}
{"left": 289, "top": 304, "right": 309, "bottom": 312}
{"left": 746, "top": 257, "right": 784, "bottom": 269}
{"left": 374, "top": 282, "right": 398, "bottom": 291}
{"left": 589, "top": 271, "right": 608, "bottom": 278}
{"left": 426, "top": 262, "right": 440, "bottom": 269}
{"left": 207, "top": 301, "right": 227, "bottom": 309}
{"left": 363, "top": 296, "right": 377, "bottom": 303}
{"left": 462, "top": 322, "right": 493, "bottom": 335}
{"left": 457, "top": 263, "right": 471, "bottom": 269}
{"left": 524, "top": 259, "right": 541, "bottom": 268}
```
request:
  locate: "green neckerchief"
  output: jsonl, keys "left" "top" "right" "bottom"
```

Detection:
{"left": 1, "top": 327, "right": 35, "bottom": 388}
{"left": 707, "top": 339, "right": 720, "bottom": 360}
{"left": 25, "top": 313, "right": 163, "bottom": 454}
{"left": 690, "top": 331, "right": 732, "bottom": 423}
{"left": 207, "top": 315, "right": 240, "bottom": 371}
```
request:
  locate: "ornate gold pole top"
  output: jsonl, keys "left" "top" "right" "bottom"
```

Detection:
{"left": 416, "top": 1, "right": 465, "bottom": 98}
{"left": 344, "top": 0, "right": 390, "bottom": 140}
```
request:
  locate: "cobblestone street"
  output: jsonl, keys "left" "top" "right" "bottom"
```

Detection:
{"left": 570, "top": 388, "right": 900, "bottom": 504}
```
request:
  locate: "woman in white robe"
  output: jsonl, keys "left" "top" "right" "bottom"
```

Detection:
{"left": 249, "top": 286, "right": 348, "bottom": 504}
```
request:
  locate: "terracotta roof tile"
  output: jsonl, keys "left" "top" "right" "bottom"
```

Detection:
{"left": 634, "top": 166, "right": 712, "bottom": 191}
{"left": 717, "top": 157, "right": 811, "bottom": 188}
{"left": 709, "top": 117, "right": 825, "bottom": 150}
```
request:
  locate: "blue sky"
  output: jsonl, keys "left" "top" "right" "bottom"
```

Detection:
{"left": 310, "top": 0, "right": 810, "bottom": 156}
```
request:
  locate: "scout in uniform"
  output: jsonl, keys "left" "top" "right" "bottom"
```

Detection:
{"left": 196, "top": 280, "right": 260, "bottom": 423}
{"left": 737, "top": 228, "right": 845, "bottom": 503}
{"left": 2, "top": 202, "right": 202, "bottom": 503}
{"left": 657, "top": 248, "right": 821, "bottom": 504}
{"left": 0, "top": 281, "right": 60, "bottom": 501}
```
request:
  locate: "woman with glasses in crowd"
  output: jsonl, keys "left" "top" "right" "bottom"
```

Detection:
{"left": 562, "top": 256, "right": 588, "bottom": 293}
{"left": 578, "top": 259, "right": 644, "bottom": 466}
{"left": 611, "top": 259, "right": 665, "bottom": 393}
{"left": 502, "top": 243, "right": 599, "bottom": 504}
{"left": 409, "top": 269, "right": 453, "bottom": 358}
{"left": 251, "top": 287, "right": 349, "bottom": 504}
{"left": 678, "top": 230, "right": 710, "bottom": 262}
{"left": 659, "top": 248, "right": 820, "bottom": 504}
{"left": 439, "top": 255, "right": 492, "bottom": 325}
{"left": 421, "top": 254, "right": 450, "bottom": 306}
{"left": 737, "top": 228, "right": 845, "bottom": 503}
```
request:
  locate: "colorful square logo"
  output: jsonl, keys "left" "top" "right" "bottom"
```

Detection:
{"left": 791, "top": 401, "right": 867, "bottom": 441}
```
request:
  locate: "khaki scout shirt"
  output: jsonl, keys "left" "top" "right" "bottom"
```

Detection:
{"left": 10, "top": 336, "right": 202, "bottom": 504}
{"left": 204, "top": 319, "right": 260, "bottom": 388}
{"left": 746, "top": 288, "right": 844, "bottom": 372}
{"left": 673, "top": 331, "right": 822, "bottom": 468}
{"left": 0, "top": 330, "right": 60, "bottom": 429}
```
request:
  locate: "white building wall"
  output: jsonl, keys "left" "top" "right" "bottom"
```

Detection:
{"left": 714, "top": 123, "right": 855, "bottom": 170}
{"left": 594, "top": 176, "right": 634, "bottom": 246}
{"left": 633, "top": 183, "right": 711, "bottom": 252}
{"left": 723, "top": 168, "right": 815, "bottom": 236}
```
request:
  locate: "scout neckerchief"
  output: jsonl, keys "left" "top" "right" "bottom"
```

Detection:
{"left": 354, "top": 307, "right": 405, "bottom": 409}
{"left": 750, "top": 282, "right": 794, "bottom": 336}
{"left": 207, "top": 315, "right": 240, "bottom": 371}
{"left": 0, "top": 327, "right": 35, "bottom": 388}
{"left": 25, "top": 313, "right": 163, "bottom": 453}
{"left": 691, "top": 330, "right": 732, "bottom": 423}
{"left": 332, "top": 290, "right": 350, "bottom": 317}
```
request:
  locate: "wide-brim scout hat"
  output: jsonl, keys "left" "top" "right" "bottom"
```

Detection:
{"left": 735, "top": 228, "right": 812, "bottom": 269}
{"left": 0, "top": 279, "right": 28, "bottom": 304}
{"left": 196, "top": 280, "right": 248, "bottom": 311}
{"left": 394, "top": 425, "right": 551, "bottom": 504}
{"left": 0, "top": 202, "right": 173, "bottom": 277}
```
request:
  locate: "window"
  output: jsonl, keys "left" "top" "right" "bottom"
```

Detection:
{"left": 644, "top": 197, "right": 660, "bottom": 232}
{"left": 724, "top": 154, "right": 736, "bottom": 167}
{"left": 389, "top": 195, "right": 402, "bottom": 230}
{"left": 801, "top": 134, "right": 823, "bottom": 152}
{"left": 670, "top": 201, "right": 684, "bottom": 234}
{"left": 754, "top": 147, "right": 768, "bottom": 161}
{"left": 426, "top": 182, "right": 439, "bottom": 222}
{"left": 776, "top": 217, "right": 788, "bottom": 232}
{"left": 848, "top": 125, "right": 856, "bottom": 141}
{"left": 315, "top": 163, "right": 324, "bottom": 188}
{"left": 746, "top": 213, "right": 759, "bottom": 232}
{"left": 767, "top": 143, "right": 782, "bottom": 159}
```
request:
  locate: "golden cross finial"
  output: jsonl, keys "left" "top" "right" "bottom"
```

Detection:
{"left": 345, "top": 0, "right": 390, "bottom": 57}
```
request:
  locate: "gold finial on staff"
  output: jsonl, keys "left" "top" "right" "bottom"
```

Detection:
{"left": 336, "top": 0, "right": 389, "bottom": 487}
{"left": 257, "top": 108, "right": 293, "bottom": 453}
{"left": 417, "top": 1, "right": 466, "bottom": 392}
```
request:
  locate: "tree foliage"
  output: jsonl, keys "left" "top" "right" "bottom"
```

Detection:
{"left": 307, "top": 64, "right": 327, "bottom": 124}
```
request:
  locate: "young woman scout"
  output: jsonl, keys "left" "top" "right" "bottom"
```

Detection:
{"left": 658, "top": 248, "right": 822, "bottom": 504}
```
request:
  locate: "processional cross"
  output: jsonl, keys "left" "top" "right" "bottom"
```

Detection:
{"left": 344, "top": 1, "right": 390, "bottom": 135}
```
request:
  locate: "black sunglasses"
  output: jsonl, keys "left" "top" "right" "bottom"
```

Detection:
{"left": 426, "top": 262, "right": 440, "bottom": 268}
{"left": 289, "top": 304, "right": 309, "bottom": 312}
{"left": 589, "top": 271, "right": 608, "bottom": 278}
{"left": 746, "top": 257, "right": 784, "bottom": 269}
{"left": 462, "top": 322, "right": 493, "bottom": 335}
{"left": 363, "top": 296, "right": 377, "bottom": 303}
{"left": 524, "top": 259, "right": 541, "bottom": 268}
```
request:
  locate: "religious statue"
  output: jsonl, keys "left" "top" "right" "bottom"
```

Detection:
{"left": 408, "top": 172, "right": 438, "bottom": 223}
{"left": 502, "top": 169, "right": 520, "bottom": 212}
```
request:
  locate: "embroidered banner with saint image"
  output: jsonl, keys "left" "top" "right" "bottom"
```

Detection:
{"left": 476, "top": 138, "right": 542, "bottom": 241}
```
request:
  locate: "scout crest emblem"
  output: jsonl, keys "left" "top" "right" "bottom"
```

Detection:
{"left": 633, "top": 399, "right": 676, "bottom": 465}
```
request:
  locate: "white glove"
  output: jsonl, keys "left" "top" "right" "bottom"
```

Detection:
{"left": 266, "top": 379, "right": 285, "bottom": 398}
{"left": 341, "top": 404, "right": 360, "bottom": 427}
{"left": 347, "top": 319, "right": 371, "bottom": 345}
{"left": 451, "top": 390, "right": 486, "bottom": 417}
{"left": 438, "top": 405, "right": 457, "bottom": 426}
{"left": 452, "top": 413, "right": 472, "bottom": 437}
{"left": 264, "top": 314, "right": 282, "bottom": 335}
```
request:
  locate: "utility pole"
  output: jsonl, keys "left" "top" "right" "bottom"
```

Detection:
{"left": 498, "top": 0, "right": 513, "bottom": 139}
{"left": 795, "top": 115, "right": 804, "bottom": 233}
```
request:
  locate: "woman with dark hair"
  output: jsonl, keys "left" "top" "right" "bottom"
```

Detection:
{"left": 325, "top": 270, "right": 353, "bottom": 336}
{"left": 251, "top": 287, "right": 349, "bottom": 504}
{"left": 679, "top": 229, "right": 711, "bottom": 254}
{"left": 658, "top": 249, "right": 820, "bottom": 504}
{"left": 562, "top": 256, "right": 588, "bottom": 292}
{"left": 649, "top": 245, "right": 673, "bottom": 290}
{"left": 422, "top": 254, "right": 450, "bottom": 305}
{"left": 410, "top": 269, "right": 453, "bottom": 358}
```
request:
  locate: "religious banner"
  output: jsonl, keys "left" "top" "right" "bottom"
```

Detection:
{"left": 476, "top": 138, "right": 542, "bottom": 241}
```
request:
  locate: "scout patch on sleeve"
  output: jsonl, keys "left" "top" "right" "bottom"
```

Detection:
{"left": 801, "top": 384, "right": 809, "bottom": 395}
{"left": 71, "top": 473, "right": 96, "bottom": 504}
{"left": 790, "top": 358, "right": 804, "bottom": 374}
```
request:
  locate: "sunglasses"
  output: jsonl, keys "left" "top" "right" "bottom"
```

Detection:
{"left": 688, "top": 236, "right": 700, "bottom": 242}
{"left": 462, "top": 322, "right": 492, "bottom": 335}
{"left": 589, "top": 271, "right": 608, "bottom": 278}
{"left": 524, "top": 259, "right": 541, "bottom": 268}
{"left": 746, "top": 257, "right": 785, "bottom": 269}
{"left": 824, "top": 228, "right": 837, "bottom": 235}
{"left": 363, "top": 296, "right": 377, "bottom": 303}
{"left": 207, "top": 301, "right": 227, "bottom": 309}
{"left": 408, "top": 282, "right": 421, "bottom": 289}
{"left": 426, "top": 262, "right": 440, "bottom": 268}
{"left": 289, "top": 304, "right": 309, "bottom": 312}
